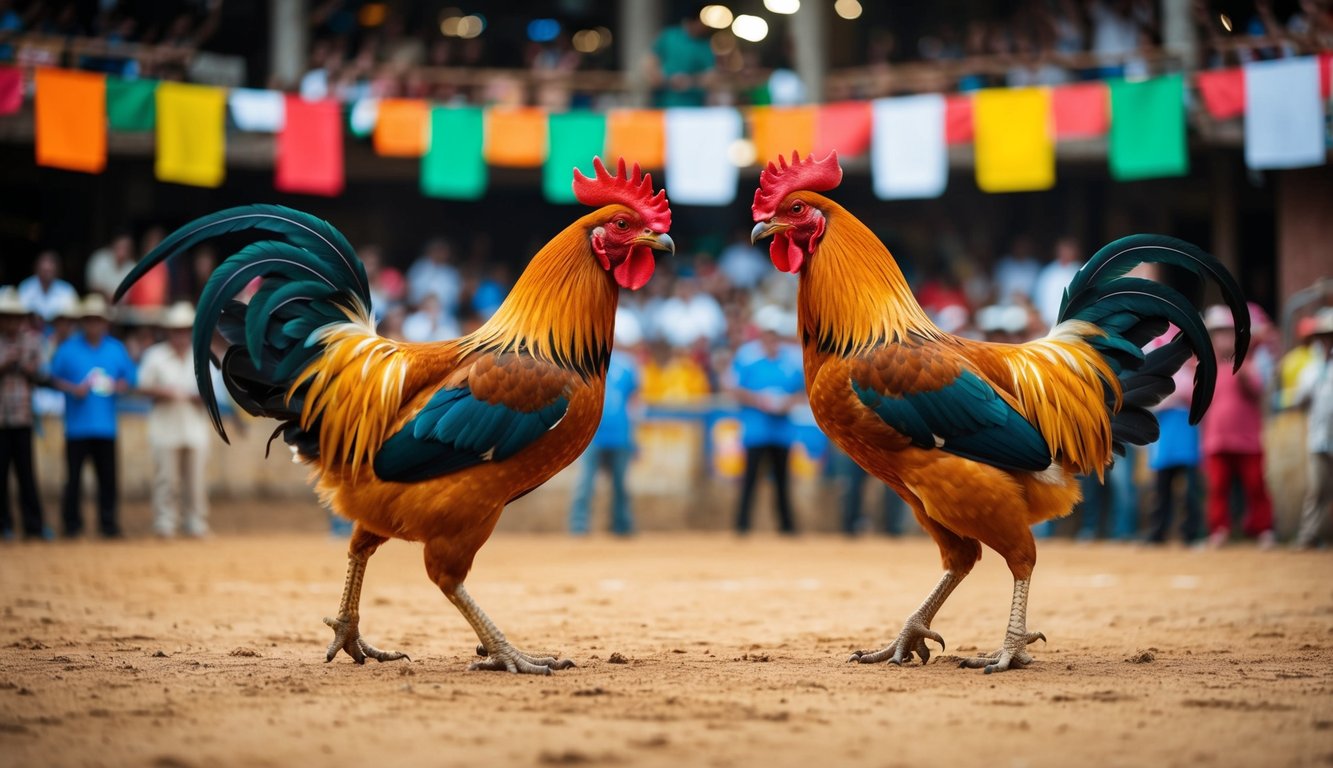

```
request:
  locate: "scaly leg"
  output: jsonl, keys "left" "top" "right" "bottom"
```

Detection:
{"left": 448, "top": 584, "right": 575, "bottom": 675}
{"left": 849, "top": 570, "right": 962, "bottom": 665}
{"left": 959, "top": 578, "right": 1046, "bottom": 673}
{"left": 324, "top": 527, "right": 409, "bottom": 664}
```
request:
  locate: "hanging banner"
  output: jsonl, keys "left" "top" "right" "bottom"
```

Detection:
{"left": 34, "top": 68, "right": 106, "bottom": 173}
{"left": 373, "top": 98, "right": 429, "bottom": 157}
{"left": 276, "top": 96, "right": 344, "bottom": 196}
{"left": 664, "top": 107, "right": 741, "bottom": 205}
{"left": 156, "top": 81, "right": 226, "bottom": 187}
{"left": 1244, "top": 57, "right": 1325, "bottom": 171}
{"left": 229, "top": 88, "right": 285, "bottom": 132}
{"left": 1052, "top": 82, "right": 1109, "bottom": 138}
{"left": 544, "top": 111, "right": 606, "bottom": 204}
{"left": 1108, "top": 75, "right": 1188, "bottom": 181}
{"left": 751, "top": 106, "right": 817, "bottom": 166}
{"left": 606, "top": 109, "right": 665, "bottom": 169}
{"left": 871, "top": 94, "right": 948, "bottom": 200}
{"left": 1196, "top": 68, "right": 1245, "bottom": 119}
{"left": 973, "top": 87, "right": 1054, "bottom": 192}
{"left": 0, "top": 66, "right": 20, "bottom": 116}
{"left": 422, "top": 106, "right": 486, "bottom": 200}
{"left": 485, "top": 107, "right": 547, "bottom": 167}
{"left": 814, "top": 101, "right": 873, "bottom": 157}
{"left": 106, "top": 77, "right": 157, "bottom": 132}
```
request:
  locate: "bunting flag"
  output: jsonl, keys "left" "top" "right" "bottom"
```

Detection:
{"left": 1052, "top": 82, "right": 1109, "bottom": 138}
{"left": 751, "top": 106, "right": 817, "bottom": 165}
{"left": 0, "top": 66, "right": 22, "bottom": 116}
{"left": 973, "top": 87, "right": 1053, "bottom": 192}
{"left": 106, "top": 77, "right": 157, "bottom": 132}
{"left": 1108, "top": 75, "right": 1188, "bottom": 181}
{"left": 485, "top": 107, "right": 547, "bottom": 167}
{"left": 1321, "top": 52, "right": 1332, "bottom": 99}
{"left": 544, "top": 112, "right": 606, "bottom": 204}
{"left": 373, "top": 98, "right": 429, "bottom": 157}
{"left": 1244, "top": 57, "right": 1326, "bottom": 171}
{"left": 422, "top": 106, "right": 486, "bottom": 200}
{"left": 34, "top": 68, "right": 106, "bottom": 173}
{"left": 348, "top": 97, "right": 378, "bottom": 138}
{"left": 228, "top": 88, "right": 285, "bottom": 132}
{"left": 1196, "top": 68, "right": 1245, "bottom": 119}
{"left": 155, "top": 81, "right": 226, "bottom": 187}
{"left": 870, "top": 94, "right": 947, "bottom": 200}
{"left": 276, "top": 96, "right": 343, "bottom": 196}
{"left": 664, "top": 107, "right": 741, "bottom": 205}
{"left": 944, "top": 94, "right": 974, "bottom": 145}
{"left": 606, "top": 109, "right": 665, "bottom": 169}
{"left": 814, "top": 101, "right": 872, "bottom": 157}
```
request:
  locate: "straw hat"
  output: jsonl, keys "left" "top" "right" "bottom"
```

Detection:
{"left": 159, "top": 302, "right": 196, "bottom": 330}
{"left": 0, "top": 287, "right": 28, "bottom": 316}
{"left": 1312, "top": 307, "right": 1333, "bottom": 337}
{"left": 77, "top": 293, "right": 112, "bottom": 320}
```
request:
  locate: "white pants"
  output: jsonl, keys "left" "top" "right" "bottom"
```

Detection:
{"left": 152, "top": 444, "right": 209, "bottom": 536}
{"left": 1297, "top": 452, "right": 1333, "bottom": 547}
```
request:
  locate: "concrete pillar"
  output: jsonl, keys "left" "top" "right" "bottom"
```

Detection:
{"left": 792, "top": 0, "right": 828, "bottom": 103}
{"left": 270, "top": 0, "right": 309, "bottom": 90}
{"left": 619, "top": 0, "right": 662, "bottom": 107}
{"left": 1161, "top": 0, "right": 1197, "bottom": 68}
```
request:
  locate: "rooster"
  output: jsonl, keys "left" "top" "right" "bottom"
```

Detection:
{"left": 749, "top": 152, "right": 1248, "bottom": 673}
{"left": 115, "top": 157, "right": 674, "bottom": 675}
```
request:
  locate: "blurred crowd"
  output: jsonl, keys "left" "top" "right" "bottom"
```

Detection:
{"left": 3, "top": 225, "right": 1327, "bottom": 552}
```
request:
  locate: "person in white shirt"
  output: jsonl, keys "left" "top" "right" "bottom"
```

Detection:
{"left": 85, "top": 231, "right": 136, "bottom": 300}
{"left": 18, "top": 251, "right": 78, "bottom": 324}
{"left": 651, "top": 277, "right": 727, "bottom": 350}
{"left": 1032, "top": 236, "right": 1085, "bottom": 329}
{"left": 1295, "top": 308, "right": 1333, "bottom": 549}
{"left": 136, "top": 302, "right": 212, "bottom": 538}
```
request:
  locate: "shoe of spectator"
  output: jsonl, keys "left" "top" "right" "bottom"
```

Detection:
{"left": 1256, "top": 530, "right": 1276, "bottom": 550}
{"left": 1206, "top": 529, "right": 1229, "bottom": 549}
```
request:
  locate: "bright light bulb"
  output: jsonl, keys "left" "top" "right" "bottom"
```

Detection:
{"left": 731, "top": 14, "right": 768, "bottom": 42}
{"left": 764, "top": 0, "right": 799, "bottom": 14}
{"left": 834, "top": 0, "right": 862, "bottom": 20}
{"left": 699, "top": 5, "right": 734, "bottom": 29}
{"left": 727, "top": 138, "right": 756, "bottom": 167}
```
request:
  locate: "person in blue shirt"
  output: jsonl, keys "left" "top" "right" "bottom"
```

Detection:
{"left": 569, "top": 312, "right": 642, "bottom": 536}
{"left": 49, "top": 295, "right": 135, "bottom": 539}
{"left": 730, "top": 306, "right": 805, "bottom": 535}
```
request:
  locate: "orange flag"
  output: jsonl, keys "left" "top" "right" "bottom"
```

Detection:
{"left": 750, "top": 106, "right": 817, "bottom": 165}
{"left": 606, "top": 110, "right": 664, "bottom": 169}
{"left": 35, "top": 68, "right": 106, "bottom": 173}
{"left": 373, "top": 98, "right": 429, "bottom": 157}
{"left": 485, "top": 107, "right": 547, "bottom": 167}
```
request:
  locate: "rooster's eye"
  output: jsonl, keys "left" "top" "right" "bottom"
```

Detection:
{"left": 790, "top": 202, "right": 804, "bottom": 214}
{"left": 614, "top": 219, "right": 628, "bottom": 230}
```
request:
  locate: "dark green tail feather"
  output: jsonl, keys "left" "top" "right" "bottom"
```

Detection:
{"left": 115, "top": 205, "right": 371, "bottom": 446}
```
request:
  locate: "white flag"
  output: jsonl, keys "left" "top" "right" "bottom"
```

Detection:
{"left": 664, "top": 108, "right": 741, "bottom": 206}
{"left": 1244, "top": 57, "right": 1326, "bottom": 170}
{"left": 871, "top": 94, "right": 948, "bottom": 200}
{"left": 228, "top": 88, "right": 285, "bottom": 133}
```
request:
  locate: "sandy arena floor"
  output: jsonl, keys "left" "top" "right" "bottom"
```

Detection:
{"left": 1, "top": 523, "right": 1331, "bottom": 768}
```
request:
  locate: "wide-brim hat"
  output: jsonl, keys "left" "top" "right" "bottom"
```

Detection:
{"left": 1312, "top": 307, "right": 1333, "bottom": 337}
{"left": 160, "top": 301, "right": 196, "bottom": 330}
{"left": 77, "top": 293, "right": 113, "bottom": 320}
{"left": 1203, "top": 304, "right": 1233, "bottom": 332}
{"left": 0, "top": 287, "right": 28, "bottom": 316}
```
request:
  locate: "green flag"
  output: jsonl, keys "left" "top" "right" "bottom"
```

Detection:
{"left": 422, "top": 106, "right": 486, "bottom": 200}
{"left": 1108, "top": 75, "right": 1188, "bottom": 181}
{"left": 543, "top": 112, "right": 606, "bottom": 204}
{"left": 106, "top": 77, "right": 157, "bottom": 132}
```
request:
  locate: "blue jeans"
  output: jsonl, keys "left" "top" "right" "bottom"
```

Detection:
{"left": 569, "top": 447, "right": 634, "bottom": 535}
{"left": 1076, "top": 446, "right": 1140, "bottom": 540}
{"left": 830, "top": 447, "right": 905, "bottom": 535}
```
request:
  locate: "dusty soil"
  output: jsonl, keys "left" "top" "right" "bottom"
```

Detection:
{"left": 2, "top": 516, "right": 1331, "bottom": 768}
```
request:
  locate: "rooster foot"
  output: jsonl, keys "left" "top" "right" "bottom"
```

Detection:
{"left": 958, "top": 631, "right": 1045, "bottom": 673}
{"left": 323, "top": 615, "right": 410, "bottom": 664}
{"left": 847, "top": 618, "right": 945, "bottom": 666}
{"left": 470, "top": 643, "right": 576, "bottom": 675}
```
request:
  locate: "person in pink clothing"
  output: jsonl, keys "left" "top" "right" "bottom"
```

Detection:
{"left": 1200, "top": 304, "right": 1275, "bottom": 548}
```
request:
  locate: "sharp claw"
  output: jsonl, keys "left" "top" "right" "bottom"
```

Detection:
{"left": 1035, "top": 632, "right": 1047, "bottom": 644}
{"left": 926, "top": 631, "right": 945, "bottom": 650}
{"left": 476, "top": 644, "right": 488, "bottom": 657}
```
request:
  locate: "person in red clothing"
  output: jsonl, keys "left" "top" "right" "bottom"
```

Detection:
{"left": 1200, "top": 304, "right": 1275, "bottom": 548}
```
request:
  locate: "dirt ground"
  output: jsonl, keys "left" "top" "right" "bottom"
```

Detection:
{"left": 2, "top": 506, "right": 1331, "bottom": 768}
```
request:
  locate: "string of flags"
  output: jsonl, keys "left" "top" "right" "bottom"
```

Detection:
{"left": 2, "top": 54, "right": 1329, "bottom": 203}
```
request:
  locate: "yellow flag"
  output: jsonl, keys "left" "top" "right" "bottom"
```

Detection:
{"left": 973, "top": 88, "right": 1054, "bottom": 193}
{"left": 156, "top": 82, "right": 226, "bottom": 187}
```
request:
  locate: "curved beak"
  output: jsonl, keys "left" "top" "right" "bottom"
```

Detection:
{"left": 636, "top": 232, "right": 675, "bottom": 255}
{"left": 751, "top": 220, "right": 787, "bottom": 244}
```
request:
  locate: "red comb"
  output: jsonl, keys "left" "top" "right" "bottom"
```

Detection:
{"left": 573, "top": 156, "right": 671, "bottom": 231}
{"left": 751, "top": 150, "right": 843, "bottom": 221}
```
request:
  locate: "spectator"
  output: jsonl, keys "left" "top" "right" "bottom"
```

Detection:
{"left": 641, "top": 339, "right": 711, "bottom": 404}
{"left": 360, "top": 244, "right": 405, "bottom": 323}
{"left": 136, "top": 302, "right": 211, "bottom": 539}
{"left": 569, "top": 310, "right": 642, "bottom": 537}
{"left": 86, "top": 230, "right": 136, "bottom": 300}
{"left": 50, "top": 295, "right": 136, "bottom": 539}
{"left": 1293, "top": 308, "right": 1333, "bottom": 549}
{"left": 1075, "top": 449, "right": 1140, "bottom": 541}
{"left": 1200, "top": 305, "right": 1275, "bottom": 548}
{"left": 402, "top": 293, "right": 460, "bottom": 342}
{"left": 18, "top": 251, "right": 78, "bottom": 325}
{"left": 644, "top": 4, "right": 715, "bottom": 107}
{"left": 730, "top": 306, "right": 804, "bottom": 535}
{"left": 123, "top": 225, "right": 169, "bottom": 308}
{"left": 0, "top": 288, "right": 46, "bottom": 541}
{"left": 406, "top": 237, "right": 462, "bottom": 317}
{"left": 1277, "top": 314, "right": 1323, "bottom": 410}
{"left": 1146, "top": 354, "right": 1204, "bottom": 545}
{"left": 1032, "top": 236, "right": 1084, "bottom": 329}
{"left": 717, "top": 227, "right": 769, "bottom": 292}
{"left": 993, "top": 234, "right": 1041, "bottom": 306}
{"left": 829, "top": 444, "right": 907, "bottom": 536}
{"left": 652, "top": 276, "right": 727, "bottom": 350}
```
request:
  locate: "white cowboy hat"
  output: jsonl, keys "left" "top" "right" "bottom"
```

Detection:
{"left": 0, "top": 287, "right": 28, "bottom": 316}
{"left": 159, "top": 301, "right": 196, "bottom": 330}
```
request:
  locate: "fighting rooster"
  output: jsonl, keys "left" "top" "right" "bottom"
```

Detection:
{"left": 116, "top": 158, "right": 673, "bottom": 675}
{"left": 750, "top": 152, "right": 1248, "bottom": 672}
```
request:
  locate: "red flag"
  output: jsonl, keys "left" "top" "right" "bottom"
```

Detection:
{"left": 276, "top": 96, "right": 343, "bottom": 196}
{"left": 1052, "top": 82, "right": 1109, "bottom": 138}
{"left": 1320, "top": 52, "right": 1331, "bottom": 99}
{"left": 945, "top": 94, "right": 973, "bottom": 144}
{"left": 0, "top": 67, "right": 21, "bottom": 115}
{"left": 814, "top": 101, "right": 872, "bottom": 157}
{"left": 1196, "top": 68, "right": 1245, "bottom": 119}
